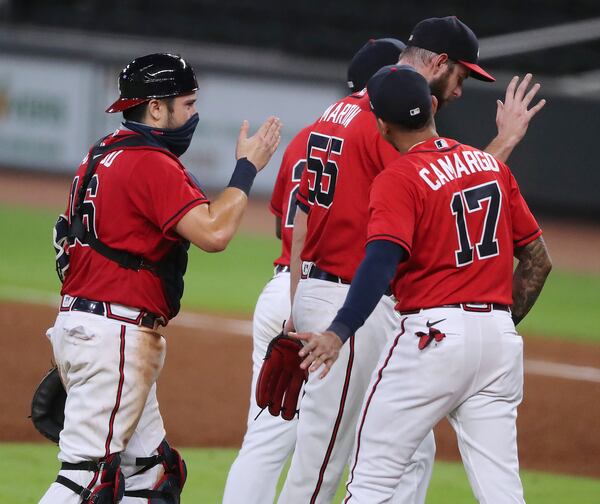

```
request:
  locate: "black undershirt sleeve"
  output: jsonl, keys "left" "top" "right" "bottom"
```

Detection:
{"left": 327, "top": 240, "right": 407, "bottom": 343}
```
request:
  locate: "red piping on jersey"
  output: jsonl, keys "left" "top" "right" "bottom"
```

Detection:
{"left": 310, "top": 335, "right": 356, "bottom": 503}
{"left": 269, "top": 201, "right": 283, "bottom": 217}
{"left": 161, "top": 197, "right": 208, "bottom": 232}
{"left": 104, "top": 325, "right": 126, "bottom": 457}
{"left": 366, "top": 234, "right": 412, "bottom": 255}
{"left": 296, "top": 189, "right": 309, "bottom": 206}
{"left": 344, "top": 318, "right": 406, "bottom": 503}
{"left": 513, "top": 228, "right": 542, "bottom": 247}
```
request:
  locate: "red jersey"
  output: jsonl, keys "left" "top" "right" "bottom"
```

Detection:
{"left": 61, "top": 129, "right": 209, "bottom": 319}
{"left": 367, "top": 137, "right": 542, "bottom": 310}
{"left": 296, "top": 92, "right": 399, "bottom": 281}
{"left": 270, "top": 126, "right": 312, "bottom": 267}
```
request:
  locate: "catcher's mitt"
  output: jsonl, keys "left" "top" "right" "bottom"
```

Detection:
{"left": 30, "top": 367, "right": 66, "bottom": 443}
{"left": 256, "top": 333, "right": 308, "bottom": 421}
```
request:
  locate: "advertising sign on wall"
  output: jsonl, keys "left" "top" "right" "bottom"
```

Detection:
{"left": 0, "top": 55, "right": 99, "bottom": 172}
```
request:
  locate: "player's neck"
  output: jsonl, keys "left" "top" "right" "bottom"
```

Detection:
{"left": 388, "top": 126, "right": 438, "bottom": 154}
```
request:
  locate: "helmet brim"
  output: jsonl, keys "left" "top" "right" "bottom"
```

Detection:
{"left": 105, "top": 97, "right": 150, "bottom": 114}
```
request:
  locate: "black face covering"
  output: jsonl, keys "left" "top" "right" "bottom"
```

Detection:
{"left": 123, "top": 113, "right": 199, "bottom": 157}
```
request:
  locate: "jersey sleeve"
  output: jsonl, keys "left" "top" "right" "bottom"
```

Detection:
{"left": 505, "top": 166, "right": 542, "bottom": 248}
{"left": 367, "top": 169, "right": 420, "bottom": 256}
{"left": 270, "top": 150, "right": 290, "bottom": 218}
{"left": 296, "top": 161, "right": 311, "bottom": 212}
{"left": 130, "top": 151, "right": 209, "bottom": 239}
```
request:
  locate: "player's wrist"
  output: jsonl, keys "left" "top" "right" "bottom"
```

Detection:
{"left": 326, "top": 321, "right": 352, "bottom": 344}
{"left": 494, "top": 131, "right": 521, "bottom": 149}
{"left": 228, "top": 158, "right": 258, "bottom": 196}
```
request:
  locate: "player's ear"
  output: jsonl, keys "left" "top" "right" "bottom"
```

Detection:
{"left": 376, "top": 117, "right": 389, "bottom": 137}
{"left": 431, "top": 95, "right": 439, "bottom": 115}
{"left": 146, "top": 99, "right": 164, "bottom": 124}
{"left": 431, "top": 53, "right": 449, "bottom": 78}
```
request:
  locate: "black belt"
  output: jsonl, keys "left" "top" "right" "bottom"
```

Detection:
{"left": 305, "top": 265, "right": 350, "bottom": 284}
{"left": 275, "top": 264, "right": 290, "bottom": 274}
{"left": 69, "top": 297, "right": 162, "bottom": 329}
{"left": 304, "top": 264, "right": 393, "bottom": 297}
{"left": 399, "top": 303, "right": 510, "bottom": 316}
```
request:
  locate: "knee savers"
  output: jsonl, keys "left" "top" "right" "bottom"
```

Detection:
{"left": 56, "top": 453, "right": 125, "bottom": 503}
{"left": 124, "top": 439, "right": 187, "bottom": 503}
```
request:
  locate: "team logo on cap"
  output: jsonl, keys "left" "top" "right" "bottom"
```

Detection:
{"left": 410, "top": 107, "right": 421, "bottom": 116}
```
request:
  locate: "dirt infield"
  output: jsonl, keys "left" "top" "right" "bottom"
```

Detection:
{"left": 2, "top": 301, "right": 600, "bottom": 479}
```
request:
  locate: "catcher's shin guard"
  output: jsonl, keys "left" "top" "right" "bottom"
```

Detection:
{"left": 124, "top": 439, "right": 187, "bottom": 503}
{"left": 56, "top": 453, "right": 125, "bottom": 503}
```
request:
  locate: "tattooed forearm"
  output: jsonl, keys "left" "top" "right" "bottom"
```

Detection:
{"left": 512, "top": 236, "right": 552, "bottom": 326}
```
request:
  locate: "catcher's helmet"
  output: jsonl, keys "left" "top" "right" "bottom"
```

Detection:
{"left": 106, "top": 53, "right": 198, "bottom": 113}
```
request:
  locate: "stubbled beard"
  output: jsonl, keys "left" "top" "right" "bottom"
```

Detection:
{"left": 429, "top": 70, "right": 452, "bottom": 109}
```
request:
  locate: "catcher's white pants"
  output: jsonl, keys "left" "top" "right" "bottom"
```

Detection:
{"left": 344, "top": 307, "right": 524, "bottom": 504}
{"left": 40, "top": 310, "right": 167, "bottom": 503}
{"left": 278, "top": 278, "right": 435, "bottom": 504}
{"left": 223, "top": 271, "right": 299, "bottom": 504}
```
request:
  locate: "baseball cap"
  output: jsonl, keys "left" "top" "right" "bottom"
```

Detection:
{"left": 367, "top": 65, "right": 433, "bottom": 128}
{"left": 407, "top": 16, "right": 494, "bottom": 82}
{"left": 347, "top": 38, "right": 407, "bottom": 92}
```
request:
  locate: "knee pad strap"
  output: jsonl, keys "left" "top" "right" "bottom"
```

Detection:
{"left": 56, "top": 454, "right": 124, "bottom": 503}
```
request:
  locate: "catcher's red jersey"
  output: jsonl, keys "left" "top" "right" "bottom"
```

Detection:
{"left": 297, "top": 92, "right": 399, "bottom": 281}
{"left": 270, "top": 126, "right": 312, "bottom": 267}
{"left": 61, "top": 129, "right": 209, "bottom": 319}
{"left": 367, "top": 137, "right": 542, "bottom": 310}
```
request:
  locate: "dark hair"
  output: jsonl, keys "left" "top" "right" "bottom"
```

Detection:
{"left": 122, "top": 102, "right": 148, "bottom": 122}
{"left": 388, "top": 114, "right": 434, "bottom": 132}
{"left": 122, "top": 97, "right": 176, "bottom": 123}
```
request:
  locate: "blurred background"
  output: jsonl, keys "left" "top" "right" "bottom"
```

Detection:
{"left": 0, "top": 1, "right": 599, "bottom": 503}
{"left": 0, "top": 0, "right": 600, "bottom": 215}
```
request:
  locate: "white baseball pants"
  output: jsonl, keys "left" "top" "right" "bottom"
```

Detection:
{"left": 345, "top": 307, "right": 524, "bottom": 504}
{"left": 278, "top": 278, "right": 435, "bottom": 504}
{"left": 40, "top": 310, "right": 167, "bottom": 503}
{"left": 223, "top": 271, "right": 299, "bottom": 504}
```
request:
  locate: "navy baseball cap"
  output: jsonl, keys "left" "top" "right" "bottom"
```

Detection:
{"left": 407, "top": 16, "right": 494, "bottom": 82}
{"left": 347, "top": 38, "right": 407, "bottom": 92}
{"left": 367, "top": 65, "right": 433, "bottom": 128}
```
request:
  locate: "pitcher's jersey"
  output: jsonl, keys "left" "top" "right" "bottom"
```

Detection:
{"left": 367, "top": 137, "right": 541, "bottom": 310}
{"left": 61, "top": 129, "right": 209, "bottom": 319}
{"left": 296, "top": 92, "right": 400, "bottom": 281}
{"left": 270, "top": 126, "right": 311, "bottom": 267}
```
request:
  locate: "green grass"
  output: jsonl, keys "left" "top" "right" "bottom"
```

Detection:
{"left": 2, "top": 443, "right": 599, "bottom": 504}
{"left": 0, "top": 204, "right": 599, "bottom": 342}
{"left": 0, "top": 203, "right": 279, "bottom": 314}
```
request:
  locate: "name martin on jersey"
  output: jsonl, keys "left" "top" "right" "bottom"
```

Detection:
{"left": 318, "top": 100, "right": 362, "bottom": 128}
{"left": 418, "top": 148, "right": 500, "bottom": 191}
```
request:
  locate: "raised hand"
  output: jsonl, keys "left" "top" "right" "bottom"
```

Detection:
{"left": 496, "top": 74, "right": 546, "bottom": 148}
{"left": 236, "top": 116, "right": 282, "bottom": 171}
